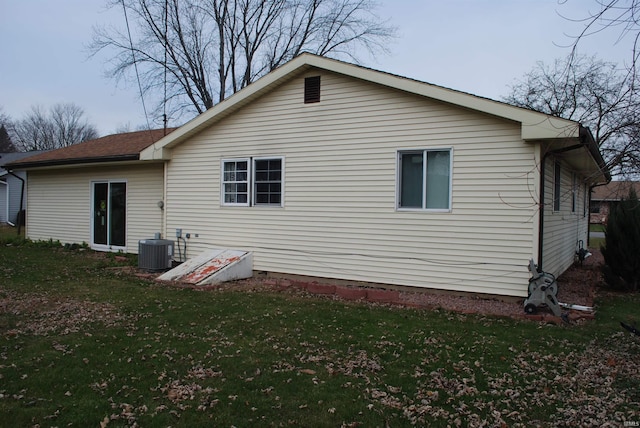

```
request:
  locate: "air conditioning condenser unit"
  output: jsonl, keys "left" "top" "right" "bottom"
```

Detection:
{"left": 138, "top": 239, "right": 174, "bottom": 271}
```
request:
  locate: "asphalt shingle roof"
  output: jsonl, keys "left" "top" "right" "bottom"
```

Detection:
{"left": 5, "top": 128, "right": 175, "bottom": 169}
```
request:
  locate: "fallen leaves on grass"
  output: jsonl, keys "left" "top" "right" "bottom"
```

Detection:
{"left": 0, "top": 287, "right": 131, "bottom": 336}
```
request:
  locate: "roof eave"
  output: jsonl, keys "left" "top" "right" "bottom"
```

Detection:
{"left": 5, "top": 154, "right": 141, "bottom": 170}
{"left": 140, "top": 60, "right": 312, "bottom": 161}
{"left": 142, "top": 54, "right": 586, "bottom": 161}
{"left": 579, "top": 125, "right": 612, "bottom": 184}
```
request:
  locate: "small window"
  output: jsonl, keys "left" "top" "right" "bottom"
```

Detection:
{"left": 304, "top": 76, "right": 321, "bottom": 103}
{"left": 221, "top": 157, "right": 283, "bottom": 207}
{"left": 553, "top": 161, "right": 561, "bottom": 212}
{"left": 398, "top": 149, "right": 451, "bottom": 210}
{"left": 590, "top": 201, "right": 601, "bottom": 214}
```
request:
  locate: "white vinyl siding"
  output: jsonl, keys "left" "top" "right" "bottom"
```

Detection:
{"left": 26, "top": 163, "right": 164, "bottom": 253}
{"left": 164, "top": 70, "right": 542, "bottom": 297}
{"left": 542, "top": 156, "right": 589, "bottom": 277}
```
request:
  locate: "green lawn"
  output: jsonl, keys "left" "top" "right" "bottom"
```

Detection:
{"left": 0, "top": 232, "right": 638, "bottom": 427}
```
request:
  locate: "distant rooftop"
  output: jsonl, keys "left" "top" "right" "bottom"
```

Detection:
{"left": 592, "top": 181, "right": 640, "bottom": 201}
{"left": 0, "top": 151, "right": 47, "bottom": 174}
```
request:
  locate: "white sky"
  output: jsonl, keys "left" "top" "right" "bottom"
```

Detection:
{"left": 0, "top": 0, "right": 634, "bottom": 135}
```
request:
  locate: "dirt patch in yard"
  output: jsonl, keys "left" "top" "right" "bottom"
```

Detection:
{"left": 146, "top": 249, "right": 605, "bottom": 322}
{"left": 392, "top": 251, "right": 603, "bottom": 321}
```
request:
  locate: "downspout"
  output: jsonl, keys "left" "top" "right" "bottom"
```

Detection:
{"left": 162, "top": 160, "right": 168, "bottom": 238}
{"left": 7, "top": 170, "right": 25, "bottom": 235}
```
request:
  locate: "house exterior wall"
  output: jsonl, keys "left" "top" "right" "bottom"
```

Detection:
{"left": 0, "top": 171, "right": 26, "bottom": 224}
{"left": 541, "top": 155, "right": 589, "bottom": 277}
{"left": 0, "top": 179, "right": 6, "bottom": 223}
{"left": 164, "top": 70, "right": 541, "bottom": 297}
{"left": 26, "top": 163, "right": 164, "bottom": 253}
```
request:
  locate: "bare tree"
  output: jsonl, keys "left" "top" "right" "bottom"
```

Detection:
{"left": 0, "top": 107, "right": 11, "bottom": 128}
{"left": 0, "top": 125, "right": 17, "bottom": 152}
{"left": 0, "top": 107, "right": 17, "bottom": 152}
{"left": 504, "top": 55, "right": 640, "bottom": 178}
{"left": 91, "top": 0, "right": 395, "bottom": 122}
{"left": 561, "top": 0, "right": 640, "bottom": 72}
{"left": 12, "top": 104, "right": 99, "bottom": 151}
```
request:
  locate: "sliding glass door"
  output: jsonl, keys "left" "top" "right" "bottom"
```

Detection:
{"left": 92, "top": 181, "right": 126, "bottom": 249}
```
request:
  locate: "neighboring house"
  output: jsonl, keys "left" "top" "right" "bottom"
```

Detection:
{"left": 590, "top": 181, "right": 640, "bottom": 224}
{"left": 0, "top": 151, "right": 45, "bottom": 225}
{"left": 7, "top": 54, "right": 610, "bottom": 297}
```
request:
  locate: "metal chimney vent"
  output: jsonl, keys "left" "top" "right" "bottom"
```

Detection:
{"left": 138, "top": 239, "right": 174, "bottom": 271}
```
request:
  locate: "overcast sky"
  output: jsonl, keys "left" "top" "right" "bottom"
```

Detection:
{"left": 0, "top": 0, "right": 634, "bottom": 136}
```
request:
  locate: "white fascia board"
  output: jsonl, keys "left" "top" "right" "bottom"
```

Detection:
{"left": 140, "top": 53, "right": 581, "bottom": 161}
{"left": 306, "top": 55, "right": 580, "bottom": 140}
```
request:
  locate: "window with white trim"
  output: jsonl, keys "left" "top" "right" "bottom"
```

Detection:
{"left": 222, "top": 159, "right": 249, "bottom": 205}
{"left": 221, "top": 157, "right": 283, "bottom": 207}
{"left": 398, "top": 149, "right": 452, "bottom": 210}
{"left": 254, "top": 158, "right": 282, "bottom": 205}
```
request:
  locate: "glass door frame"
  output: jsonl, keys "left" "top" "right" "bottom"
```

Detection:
{"left": 90, "top": 180, "right": 127, "bottom": 251}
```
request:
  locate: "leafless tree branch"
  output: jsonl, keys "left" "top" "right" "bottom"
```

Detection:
{"left": 90, "top": 0, "right": 395, "bottom": 123}
{"left": 504, "top": 55, "right": 640, "bottom": 178}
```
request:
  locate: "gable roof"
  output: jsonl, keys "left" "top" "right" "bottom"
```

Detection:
{"left": 141, "top": 53, "right": 583, "bottom": 161}
{"left": 139, "top": 53, "right": 609, "bottom": 184}
{"left": 5, "top": 128, "right": 175, "bottom": 170}
{"left": 592, "top": 181, "right": 640, "bottom": 201}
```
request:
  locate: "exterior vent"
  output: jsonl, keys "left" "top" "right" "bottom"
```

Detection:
{"left": 304, "top": 76, "right": 321, "bottom": 103}
{"left": 138, "top": 239, "right": 174, "bottom": 271}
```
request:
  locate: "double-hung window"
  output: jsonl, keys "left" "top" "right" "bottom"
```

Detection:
{"left": 221, "top": 157, "right": 283, "bottom": 207}
{"left": 222, "top": 159, "right": 249, "bottom": 205}
{"left": 254, "top": 158, "right": 282, "bottom": 205}
{"left": 398, "top": 149, "right": 452, "bottom": 210}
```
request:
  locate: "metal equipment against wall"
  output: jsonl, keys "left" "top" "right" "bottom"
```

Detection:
{"left": 523, "top": 259, "right": 561, "bottom": 316}
{"left": 138, "top": 239, "right": 174, "bottom": 271}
